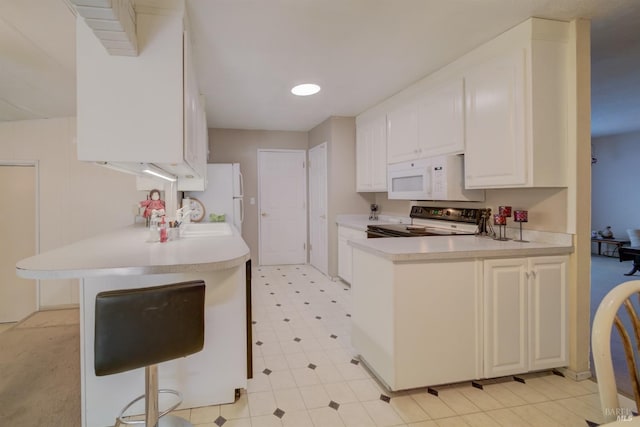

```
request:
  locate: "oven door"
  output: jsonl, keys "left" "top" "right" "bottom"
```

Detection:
{"left": 367, "top": 229, "right": 392, "bottom": 238}
{"left": 387, "top": 158, "right": 432, "bottom": 200}
{"left": 367, "top": 226, "right": 410, "bottom": 238}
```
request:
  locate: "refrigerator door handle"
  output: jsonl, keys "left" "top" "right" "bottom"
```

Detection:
{"left": 238, "top": 171, "right": 244, "bottom": 197}
{"left": 239, "top": 198, "right": 245, "bottom": 223}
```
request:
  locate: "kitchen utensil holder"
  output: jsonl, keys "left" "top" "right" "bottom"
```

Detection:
{"left": 476, "top": 208, "right": 496, "bottom": 238}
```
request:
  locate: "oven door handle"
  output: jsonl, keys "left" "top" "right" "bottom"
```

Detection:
{"left": 367, "top": 230, "right": 393, "bottom": 238}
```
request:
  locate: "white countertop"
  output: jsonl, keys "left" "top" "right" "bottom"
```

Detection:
{"left": 336, "top": 214, "right": 410, "bottom": 232}
{"left": 16, "top": 225, "right": 250, "bottom": 279}
{"left": 348, "top": 235, "right": 573, "bottom": 262}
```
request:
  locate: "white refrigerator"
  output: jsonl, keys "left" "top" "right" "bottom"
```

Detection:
{"left": 188, "top": 163, "right": 244, "bottom": 232}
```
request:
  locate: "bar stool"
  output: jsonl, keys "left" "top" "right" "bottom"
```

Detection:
{"left": 94, "top": 281, "right": 206, "bottom": 427}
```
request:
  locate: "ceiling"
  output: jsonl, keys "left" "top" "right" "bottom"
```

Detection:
{"left": 0, "top": 0, "right": 639, "bottom": 137}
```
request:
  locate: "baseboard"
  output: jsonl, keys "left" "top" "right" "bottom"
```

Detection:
{"left": 38, "top": 304, "right": 80, "bottom": 311}
{"left": 557, "top": 367, "right": 592, "bottom": 381}
{"left": 619, "top": 394, "right": 638, "bottom": 411}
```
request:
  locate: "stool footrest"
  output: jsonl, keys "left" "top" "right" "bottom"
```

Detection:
{"left": 116, "top": 414, "right": 194, "bottom": 427}
{"left": 117, "top": 389, "right": 183, "bottom": 425}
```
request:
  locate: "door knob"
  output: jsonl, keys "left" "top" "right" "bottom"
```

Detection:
{"left": 261, "top": 212, "right": 268, "bottom": 217}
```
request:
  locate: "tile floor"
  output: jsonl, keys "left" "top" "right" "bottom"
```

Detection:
{"left": 0, "top": 263, "right": 634, "bottom": 427}
{"left": 166, "top": 264, "right": 633, "bottom": 427}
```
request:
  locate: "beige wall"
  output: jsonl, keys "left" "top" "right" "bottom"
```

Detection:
{"left": 210, "top": 121, "right": 373, "bottom": 276}
{"left": 374, "top": 193, "right": 412, "bottom": 216}
{"left": 484, "top": 188, "right": 568, "bottom": 233}
{"left": 0, "top": 117, "right": 144, "bottom": 308}
{"left": 208, "top": 128, "right": 309, "bottom": 263}
{"left": 310, "top": 117, "right": 373, "bottom": 277}
{"left": 375, "top": 187, "right": 568, "bottom": 233}
{"left": 566, "top": 19, "right": 592, "bottom": 378}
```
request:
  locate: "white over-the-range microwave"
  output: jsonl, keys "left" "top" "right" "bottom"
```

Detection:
{"left": 387, "top": 155, "right": 485, "bottom": 201}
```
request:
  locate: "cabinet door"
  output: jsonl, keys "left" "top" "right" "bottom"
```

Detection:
{"left": 528, "top": 256, "right": 568, "bottom": 370}
{"left": 356, "top": 117, "right": 387, "bottom": 192}
{"left": 338, "top": 236, "right": 353, "bottom": 283}
{"left": 418, "top": 79, "right": 464, "bottom": 157}
{"left": 356, "top": 124, "right": 372, "bottom": 192}
{"left": 183, "top": 30, "right": 200, "bottom": 173}
{"left": 484, "top": 258, "right": 528, "bottom": 378}
{"left": 464, "top": 50, "right": 527, "bottom": 188}
{"left": 338, "top": 227, "right": 366, "bottom": 284}
{"left": 76, "top": 13, "right": 184, "bottom": 163}
{"left": 387, "top": 102, "right": 419, "bottom": 164}
{"left": 370, "top": 118, "right": 387, "bottom": 190}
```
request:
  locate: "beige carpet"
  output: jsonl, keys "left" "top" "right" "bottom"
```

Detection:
{"left": 0, "top": 308, "right": 81, "bottom": 427}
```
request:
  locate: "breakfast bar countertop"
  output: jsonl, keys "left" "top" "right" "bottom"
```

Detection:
{"left": 16, "top": 225, "right": 250, "bottom": 280}
{"left": 348, "top": 234, "right": 573, "bottom": 262}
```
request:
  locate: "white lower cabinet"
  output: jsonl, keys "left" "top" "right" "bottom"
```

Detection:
{"left": 351, "top": 250, "right": 481, "bottom": 390}
{"left": 483, "top": 256, "right": 568, "bottom": 378}
{"left": 337, "top": 226, "right": 366, "bottom": 284}
{"left": 351, "top": 250, "right": 568, "bottom": 391}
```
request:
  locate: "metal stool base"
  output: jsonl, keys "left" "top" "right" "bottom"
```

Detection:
{"left": 116, "top": 414, "right": 193, "bottom": 427}
{"left": 114, "top": 365, "right": 191, "bottom": 427}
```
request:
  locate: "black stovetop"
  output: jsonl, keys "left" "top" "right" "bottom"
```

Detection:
{"left": 366, "top": 206, "right": 484, "bottom": 237}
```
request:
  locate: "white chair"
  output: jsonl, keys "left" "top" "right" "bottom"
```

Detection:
{"left": 628, "top": 229, "right": 640, "bottom": 247}
{"left": 592, "top": 280, "right": 640, "bottom": 423}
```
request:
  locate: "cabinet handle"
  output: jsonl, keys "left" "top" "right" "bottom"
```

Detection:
{"left": 525, "top": 272, "right": 530, "bottom": 279}
{"left": 530, "top": 271, "right": 536, "bottom": 279}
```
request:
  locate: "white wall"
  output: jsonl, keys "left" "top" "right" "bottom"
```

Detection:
{"left": 592, "top": 130, "right": 640, "bottom": 240}
{"left": 0, "top": 117, "right": 145, "bottom": 308}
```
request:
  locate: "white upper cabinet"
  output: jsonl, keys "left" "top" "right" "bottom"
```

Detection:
{"left": 417, "top": 78, "right": 465, "bottom": 158}
{"left": 356, "top": 115, "right": 387, "bottom": 192}
{"left": 386, "top": 78, "right": 465, "bottom": 165}
{"left": 180, "top": 29, "right": 208, "bottom": 191}
{"left": 358, "top": 18, "right": 569, "bottom": 190}
{"left": 464, "top": 19, "right": 569, "bottom": 189}
{"left": 76, "top": 6, "right": 208, "bottom": 191}
{"left": 464, "top": 50, "right": 527, "bottom": 187}
{"left": 386, "top": 102, "right": 419, "bottom": 164}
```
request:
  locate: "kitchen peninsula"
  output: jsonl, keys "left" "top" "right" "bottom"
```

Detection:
{"left": 349, "top": 235, "right": 573, "bottom": 391}
{"left": 16, "top": 225, "right": 250, "bottom": 427}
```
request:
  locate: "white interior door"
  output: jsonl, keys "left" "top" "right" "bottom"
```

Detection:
{"left": 258, "top": 150, "right": 307, "bottom": 265}
{"left": 309, "top": 143, "right": 328, "bottom": 275}
{"left": 0, "top": 164, "right": 37, "bottom": 322}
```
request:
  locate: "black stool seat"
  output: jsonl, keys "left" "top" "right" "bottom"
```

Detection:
{"left": 94, "top": 280, "right": 205, "bottom": 427}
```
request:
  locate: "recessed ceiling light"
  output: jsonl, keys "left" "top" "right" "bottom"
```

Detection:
{"left": 291, "top": 83, "right": 321, "bottom": 96}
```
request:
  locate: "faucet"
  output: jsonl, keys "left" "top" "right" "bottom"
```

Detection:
{"left": 176, "top": 206, "right": 192, "bottom": 224}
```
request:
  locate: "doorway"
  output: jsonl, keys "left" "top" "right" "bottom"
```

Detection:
{"left": 0, "top": 163, "right": 38, "bottom": 322}
{"left": 258, "top": 150, "right": 307, "bottom": 265}
{"left": 309, "top": 143, "right": 328, "bottom": 275}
